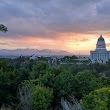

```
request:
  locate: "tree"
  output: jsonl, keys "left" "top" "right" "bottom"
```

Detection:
{"left": 31, "top": 85, "right": 53, "bottom": 110}
{"left": 70, "top": 64, "right": 87, "bottom": 75}
{"left": 19, "top": 81, "right": 53, "bottom": 110}
{"left": 54, "top": 72, "right": 78, "bottom": 99}
{"left": 80, "top": 87, "right": 110, "bottom": 110}
{"left": 16, "top": 67, "right": 30, "bottom": 84}
{"left": 0, "top": 24, "right": 7, "bottom": 32}
{"left": 30, "top": 62, "right": 50, "bottom": 79}
{"left": 37, "top": 71, "right": 55, "bottom": 88}
{"left": 0, "top": 68, "right": 17, "bottom": 106}
{"left": 75, "top": 70, "right": 99, "bottom": 99}
{"left": 97, "top": 76, "right": 110, "bottom": 87}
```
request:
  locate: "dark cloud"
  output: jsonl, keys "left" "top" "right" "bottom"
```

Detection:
{"left": 1, "top": 0, "right": 110, "bottom": 38}
{"left": 96, "top": 0, "right": 110, "bottom": 16}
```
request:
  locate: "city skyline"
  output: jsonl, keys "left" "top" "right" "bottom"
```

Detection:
{"left": 1, "top": 0, "right": 110, "bottom": 55}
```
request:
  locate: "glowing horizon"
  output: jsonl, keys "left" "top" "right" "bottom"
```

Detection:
{"left": 0, "top": 33, "right": 110, "bottom": 55}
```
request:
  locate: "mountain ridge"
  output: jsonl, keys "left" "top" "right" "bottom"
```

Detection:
{"left": 0, "top": 49, "right": 73, "bottom": 56}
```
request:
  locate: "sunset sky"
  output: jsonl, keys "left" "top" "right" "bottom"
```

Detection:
{"left": 1, "top": 0, "right": 110, "bottom": 55}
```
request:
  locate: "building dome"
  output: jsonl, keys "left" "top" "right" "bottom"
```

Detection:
{"left": 98, "top": 35, "right": 104, "bottom": 41}
{"left": 96, "top": 35, "right": 106, "bottom": 50}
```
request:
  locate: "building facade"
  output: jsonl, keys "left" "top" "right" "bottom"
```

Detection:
{"left": 90, "top": 35, "right": 110, "bottom": 63}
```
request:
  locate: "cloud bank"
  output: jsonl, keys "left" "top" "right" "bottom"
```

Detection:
{"left": 1, "top": 0, "right": 110, "bottom": 38}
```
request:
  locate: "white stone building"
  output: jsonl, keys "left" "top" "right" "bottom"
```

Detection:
{"left": 30, "top": 54, "right": 37, "bottom": 60}
{"left": 90, "top": 35, "right": 110, "bottom": 63}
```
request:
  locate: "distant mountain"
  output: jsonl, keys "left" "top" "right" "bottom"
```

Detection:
{"left": 0, "top": 49, "right": 73, "bottom": 56}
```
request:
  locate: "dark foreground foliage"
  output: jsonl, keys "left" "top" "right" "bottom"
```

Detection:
{"left": 0, "top": 57, "right": 110, "bottom": 110}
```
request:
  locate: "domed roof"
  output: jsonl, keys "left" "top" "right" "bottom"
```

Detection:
{"left": 98, "top": 35, "right": 104, "bottom": 42}
{"left": 95, "top": 35, "right": 106, "bottom": 51}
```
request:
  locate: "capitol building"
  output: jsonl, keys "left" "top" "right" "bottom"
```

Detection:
{"left": 90, "top": 35, "right": 110, "bottom": 63}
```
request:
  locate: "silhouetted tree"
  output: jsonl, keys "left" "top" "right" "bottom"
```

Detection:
{"left": 0, "top": 24, "right": 7, "bottom": 32}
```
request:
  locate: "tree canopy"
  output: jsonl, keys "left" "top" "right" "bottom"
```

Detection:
{"left": 0, "top": 57, "right": 110, "bottom": 109}
{"left": 81, "top": 87, "right": 110, "bottom": 110}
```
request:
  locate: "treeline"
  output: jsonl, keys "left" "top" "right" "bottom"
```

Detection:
{"left": 0, "top": 57, "right": 110, "bottom": 110}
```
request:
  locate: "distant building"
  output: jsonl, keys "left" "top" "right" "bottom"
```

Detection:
{"left": 80, "top": 57, "right": 89, "bottom": 61}
{"left": 90, "top": 35, "right": 110, "bottom": 63}
{"left": 47, "top": 57, "right": 60, "bottom": 66}
{"left": 30, "top": 54, "right": 37, "bottom": 60}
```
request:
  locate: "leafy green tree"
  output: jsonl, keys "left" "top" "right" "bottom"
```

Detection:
{"left": 0, "top": 69, "right": 17, "bottom": 106}
{"left": 16, "top": 67, "right": 30, "bottom": 84}
{"left": 37, "top": 71, "right": 55, "bottom": 88}
{"left": 89, "top": 63, "right": 108, "bottom": 73}
{"left": 0, "top": 24, "right": 7, "bottom": 32}
{"left": 97, "top": 76, "right": 110, "bottom": 87}
{"left": 52, "top": 65, "right": 70, "bottom": 76}
{"left": 70, "top": 64, "right": 88, "bottom": 75}
{"left": 62, "top": 55, "right": 78, "bottom": 60}
{"left": 30, "top": 62, "right": 50, "bottom": 79}
{"left": 0, "top": 58, "right": 14, "bottom": 72}
{"left": 81, "top": 87, "right": 110, "bottom": 110}
{"left": 31, "top": 85, "right": 53, "bottom": 110}
{"left": 75, "top": 70, "right": 99, "bottom": 99}
{"left": 54, "top": 72, "right": 78, "bottom": 99}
